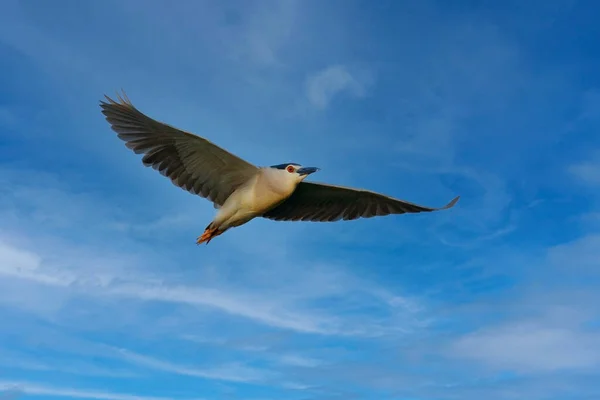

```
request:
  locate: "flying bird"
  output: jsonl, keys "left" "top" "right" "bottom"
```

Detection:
{"left": 100, "top": 93, "right": 459, "bottom": 245}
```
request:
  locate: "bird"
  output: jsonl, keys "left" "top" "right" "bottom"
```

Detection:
{"left": 100, "top": 92, "right": 460, "bottom": 245}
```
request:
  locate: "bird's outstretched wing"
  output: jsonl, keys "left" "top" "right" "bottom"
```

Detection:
{"left": 262, "top": 181, "right": 459, "bottom": 222}
{"left": 100, "top": 92, "right": 258, "bottom": 206}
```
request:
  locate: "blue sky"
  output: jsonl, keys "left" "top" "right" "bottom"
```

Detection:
{"left": 1, "top": 0, "right": 600, "bottom": 399}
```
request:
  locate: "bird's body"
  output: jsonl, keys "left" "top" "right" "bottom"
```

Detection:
{"left": 200, "top": 166, "right": 313, "bottom": 242}
{"left": 100, "top": 92, "right": 460, "bottom": 245}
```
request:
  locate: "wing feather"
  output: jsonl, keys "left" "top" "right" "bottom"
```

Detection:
{"left": 262, "top": 181, "right": 459, "bottom": 222}
{"left": 100, "top": 92, "right": 258, "bottom": 206}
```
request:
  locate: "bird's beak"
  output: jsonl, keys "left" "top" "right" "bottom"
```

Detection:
{"left": 297, "top": 167, "right": 320, "bottom": 176}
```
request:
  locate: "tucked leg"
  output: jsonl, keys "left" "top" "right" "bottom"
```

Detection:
{"left": 196, "top": 225, "right": 224, "bottom": 245}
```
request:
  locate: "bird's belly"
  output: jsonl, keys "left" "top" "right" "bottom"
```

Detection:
{"left": 251, "top": 190, "right": 290, "bottom": 214}
{"left": 224, "top": 209, "right": 260, "bottom": 228}
{"left": 214, "top": 189, "right": 264, "bottom": 227}
{"left": 216, "top": 185, "right": 289, "bottom": 228}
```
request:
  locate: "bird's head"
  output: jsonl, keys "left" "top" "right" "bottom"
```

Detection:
{"left": 269, "top": 163, "right": 320, "bottom": 183}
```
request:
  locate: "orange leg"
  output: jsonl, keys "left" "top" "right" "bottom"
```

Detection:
{"left": 196, "top": 226, "right": 223, "bottom": 245}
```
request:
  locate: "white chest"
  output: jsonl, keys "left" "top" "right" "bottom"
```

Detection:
{"left": 218, "top": 169, "right": 297, "bottom": 218}
{"left": 248, "top": 169, "right": 297, "bottom": 211}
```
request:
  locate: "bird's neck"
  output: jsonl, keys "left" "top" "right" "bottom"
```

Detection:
{"left": 260, "top": 168, "right": 298, "bottom": 196}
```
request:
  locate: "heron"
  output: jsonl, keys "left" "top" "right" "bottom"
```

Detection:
{"left": 100, "top": 92, "right": 459, "bottom": 245}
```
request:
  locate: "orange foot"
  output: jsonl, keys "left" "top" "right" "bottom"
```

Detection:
{"left": 196, "top": 226, "right": 223, "bottom": 245}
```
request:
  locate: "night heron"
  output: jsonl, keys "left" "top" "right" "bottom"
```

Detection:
{"left": 100, "top": 93, "right": 459, "bottom": 245}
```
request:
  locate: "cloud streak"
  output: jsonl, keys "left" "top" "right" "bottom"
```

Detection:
{"left": 115, "top": 349, "right": 271, "bottom": 384}
{"left": 0, "top": 381, "right": 197, "bottom": 400}
{"left": 0, "top": 233, "right": 418, "bottom": 336}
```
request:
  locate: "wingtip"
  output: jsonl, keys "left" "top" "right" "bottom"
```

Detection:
{"left": 445, "top": 195, "right": 460, "bottom": 209}
{"left": 99, "top": 89, "right": 131, "bottom": 107}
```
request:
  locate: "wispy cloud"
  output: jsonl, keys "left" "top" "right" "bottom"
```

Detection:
{"left": 222, "top": 0, "right": 298, "bottom": 68}
{"left": 0, "top": 237, "right": 328, "bottom": 334}
{"left": 305, "top": 65, "right": 371, "bottom": 109}
{"left": 277, "top": 354, "right": 322, "bottom": 368}
{"left": 547, "top": 234, "right": 600, "bottom": 274}
{"left": 0, "top": 381, "right": 196, "bottom": 400}
{"left": 450, "top": 320, "right": 600, "bottom": 372}
{"left": 1, "top": 354, "right": 138, "bottom": 379}
{"left": 442, "top": 233, "right": 600, "bottom": 377}
{"left": 569, "top": 156, "right": 600, "bottom": 186}
{"left": 0, "top": 233, "right": 417, "bottom": 336}
{"left": 115, "top": 349, "right": 271, "bottom": 384}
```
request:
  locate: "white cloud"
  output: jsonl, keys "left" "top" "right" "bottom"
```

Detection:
{"left": 225, "top": 0, "right": 298, "bottom": 67}
{"left": 0, "top": 238, "right": 338, "bottom": 334}
{"left": 115, "top": 284, "right": 341, "bottom": 334}
{"left": 0, "top": 229, "right": 423, "bottom": 337}
{"left": 0, "top": 241, "right": 42, "bottom": 278}
{"left": 446, "top": 234, "right": 600, "bottom": 374}
{"left": 547, "top": 234, "right": 600, "bottom": 273}
{"left": 1, "top": 331, "right": 276, "bottom": 387}
{"left": 305, "top": 65, "right": 371, "bottom": 109}
{"left": 280, "top": 382, "right": 313, "bottom": 390}
{"left": 115, "top": 349, "right": 271, "bottom": 384}
{"left": 569, "top": 158, "right": 600, "bottom": 186}
{"left": 450, "top": 320, "right": 600, "bottom": 372}
{"left": 4, "top": 358, "right": 138, "bottom": 379}
{"left": 278, "top": 354, "right": 322, "bottom": 368}
{"left": 0, "top": 381, "right": 195, "bottom": 400}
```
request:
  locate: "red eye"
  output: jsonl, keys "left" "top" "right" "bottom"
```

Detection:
{"left": 286, "top": 165, "right": 295, "bottom": 173}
